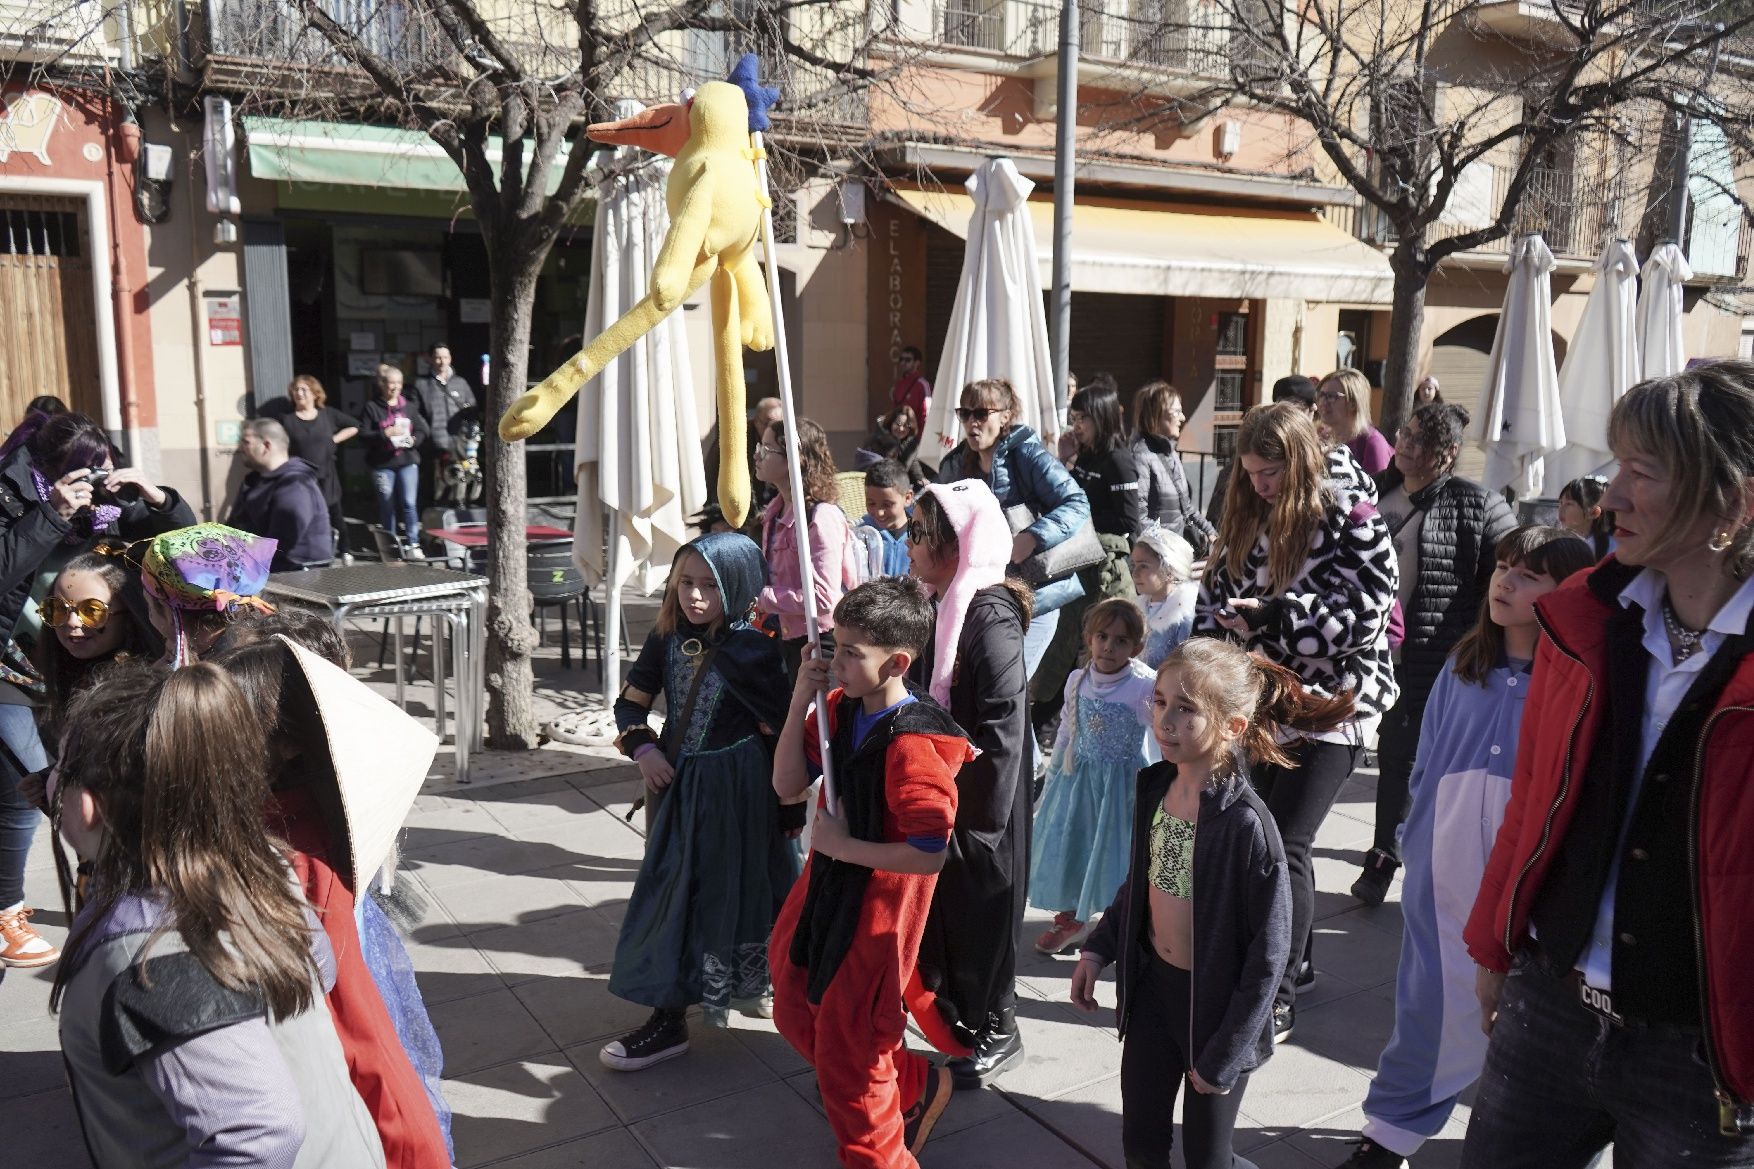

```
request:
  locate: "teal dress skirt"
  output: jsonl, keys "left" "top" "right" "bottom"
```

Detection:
{"left": 1029, "top": 675, "right": 1151, "bottom": 923}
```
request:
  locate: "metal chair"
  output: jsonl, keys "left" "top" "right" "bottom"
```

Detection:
{"left": 527, "top": 538, "right": 589, "bottom": 667}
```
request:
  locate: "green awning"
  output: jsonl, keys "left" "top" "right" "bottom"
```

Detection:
{"left": 243, "top": 117, "right": 577, "bottom": 196}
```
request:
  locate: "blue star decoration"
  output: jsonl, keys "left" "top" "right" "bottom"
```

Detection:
{"left": 727, "top": 53, "right": 780, "bottom": 134}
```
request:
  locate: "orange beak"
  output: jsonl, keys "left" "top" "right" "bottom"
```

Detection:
{"left": 586, "top": 102, "right": 691, "bottom": 159}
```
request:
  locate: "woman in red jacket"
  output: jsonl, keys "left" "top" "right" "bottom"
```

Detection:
{"left": 1462, "top": 362, "right": 1754, "bottom": 1169}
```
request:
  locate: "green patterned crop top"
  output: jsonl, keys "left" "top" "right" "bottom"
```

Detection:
{"left": 1149, "top": 803, "right": 1194, "bottom": 900}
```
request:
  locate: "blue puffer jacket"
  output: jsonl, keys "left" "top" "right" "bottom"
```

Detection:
{"left": 936, "top": 425, "right": 1091, "bottom": 614}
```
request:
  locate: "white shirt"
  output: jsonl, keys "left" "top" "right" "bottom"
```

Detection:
{"left": 1577, "top": 567, "right": 1754, "bottom": 988}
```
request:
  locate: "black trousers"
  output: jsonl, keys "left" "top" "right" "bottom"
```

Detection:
{"left": 1371, "top": 667, "right": 1427, "bottom": 860}
{"left": 1121, "top": 951, "right": 1255, "bottom": 1169}
{"left": 1253, "top": 738, "right": 1359, "bottom": 1011}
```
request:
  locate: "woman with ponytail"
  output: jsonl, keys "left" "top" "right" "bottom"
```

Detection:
{"left": 1071, "top": 638, "right": 1348, "bottom": 1169}
{"left": 47, "top": 661, "right": 385, "bottom": 1168}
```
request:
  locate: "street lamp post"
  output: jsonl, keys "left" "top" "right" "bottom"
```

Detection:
{"left": 1049, "top": 0, "right": 1078, "bottom": 424}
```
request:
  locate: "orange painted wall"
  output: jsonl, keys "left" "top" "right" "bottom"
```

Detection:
{"left": 0, "top": 85, "right": 158, "bottom": 433}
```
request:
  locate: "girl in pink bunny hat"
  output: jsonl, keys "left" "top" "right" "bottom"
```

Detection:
{"left": 905, "top": 480, "right": 1035, "bottom": 1089}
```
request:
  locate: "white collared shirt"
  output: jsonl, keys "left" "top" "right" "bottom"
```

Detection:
{"left": 1577, "top": 567, "right": 1754, "bottom": 988}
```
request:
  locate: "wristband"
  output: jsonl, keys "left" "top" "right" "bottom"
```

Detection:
{"left": 633, "top": 744, "right": 658, "bottom": 761}
{"left": 777, "top": 800, "right": 808, "bottom": 834}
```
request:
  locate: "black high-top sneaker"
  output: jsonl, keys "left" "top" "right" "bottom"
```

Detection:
{"left": 599, "top": 1007, "right": 689, "bottom": 1071}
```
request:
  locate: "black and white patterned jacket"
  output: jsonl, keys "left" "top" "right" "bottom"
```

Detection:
{"left": 1193, "top": 486, "right": 1400, "bottom": 718}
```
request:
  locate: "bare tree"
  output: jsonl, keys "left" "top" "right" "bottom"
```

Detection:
{"left": 1086, "top": 0, "right": 1754, "bottom": 433}
{"left": 5, "top": 0, "right": 902, "bottom": 747}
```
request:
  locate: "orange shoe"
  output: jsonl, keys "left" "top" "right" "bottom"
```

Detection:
{"left": 0, "top": 906, "right": 60, "bottom": 968}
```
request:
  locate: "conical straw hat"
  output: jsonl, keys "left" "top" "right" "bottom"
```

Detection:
{"left": 279, "top": 636, "right": 437, "bottom": 883}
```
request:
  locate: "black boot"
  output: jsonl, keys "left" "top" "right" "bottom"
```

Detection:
{"left": 948, "top": 1006, "right": 1024, "bottom": 1089}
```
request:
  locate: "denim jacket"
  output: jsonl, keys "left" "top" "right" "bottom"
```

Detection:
{"left": 936, "top": 426, "right": 1091, "bottom": 614}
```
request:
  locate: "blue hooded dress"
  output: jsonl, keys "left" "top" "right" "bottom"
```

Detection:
{"left": 609, "top": 533, "right": 799, "bottom": 1011}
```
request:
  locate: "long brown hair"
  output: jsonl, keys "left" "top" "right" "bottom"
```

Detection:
{"left": 1159, "top": 638, "right": 1354, "bottom": 773}
{"left": 771, "top": 418, "right": 839, "bottom": 508}
{"left": 1449, "top": 526, "right": 1595, "bottom": 685}
{"left": 908, "top": 490, "right": 1033, "bottom": 630}
{"left": 1213, "top": 402, "right": 1328, "bottom": 592}
{"left": 50, "top": 662, "right": 317, "bottom": 1019}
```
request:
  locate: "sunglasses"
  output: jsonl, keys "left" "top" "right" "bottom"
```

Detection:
{"left": 755, "top": 441, "right": 784, "bottom": 460}
{"left": 955, "top": 407, "right": 999, "bottom": 424}
{"left": 906, "top": 519, "right": 927, "bottom": 544}
{"left": 43, "top": 596, "right": 110, "bottom": 629}
{"left": 1318, "top": 390, "right": 1347, "bottom": 403}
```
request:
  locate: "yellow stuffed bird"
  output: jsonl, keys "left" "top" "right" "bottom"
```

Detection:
{"left": 501, "top": 61, "right": 778, "bottom": 529}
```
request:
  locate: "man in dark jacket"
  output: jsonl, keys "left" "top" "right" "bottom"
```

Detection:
{"left": 229, "top": 418, "right": 332, "bottom": 571}
{"left": 1354, "top": 402, "right": 1515, "bottom": 905}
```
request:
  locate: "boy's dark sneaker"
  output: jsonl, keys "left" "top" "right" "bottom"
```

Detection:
{"left": 1351, "top": 848, "right": 1398, "bottom": 907}
{"left": 902, "top": 1064, "right": 953, "bottom": 1155}
{"left": 1336, "top": 1137, "right": 1407, "bottom": 1168}
{"left": 599, "top": 1008, "right": 689, "bottom": 1071}
{"left": 1272, "top": 1002, "right": 1295, "bottom": 1044}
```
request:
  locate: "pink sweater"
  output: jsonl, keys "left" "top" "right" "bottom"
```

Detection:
{"left": 759, "top": 496, "right": 849, "bottom": 639}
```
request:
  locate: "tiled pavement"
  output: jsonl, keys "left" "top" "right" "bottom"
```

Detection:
{"left": 2, "top": 618, "right": 1523, "bottom": 1168}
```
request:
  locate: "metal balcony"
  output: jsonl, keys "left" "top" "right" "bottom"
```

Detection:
{"left": 202, "top": 0, "right": 451, "bottom": 72}
{"left": 928, "top": 0, "right": 1238, "bottom": 77}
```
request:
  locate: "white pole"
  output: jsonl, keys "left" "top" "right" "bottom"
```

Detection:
{"left": 603, "top": 511, "right": 621, "bottom": 713}
{"left": 752, "top": 130, "right": 836, "bottom": 815}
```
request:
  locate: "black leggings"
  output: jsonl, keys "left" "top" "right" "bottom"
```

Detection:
{"left": 1253, "top": 737, "right": 1359, "bottom": 1011}
{"left": 1371, "top": 687, "right": 1426, "bottom": 860}
{"left": 1121, "top": 951, "right": 1255, "bottom": 1169}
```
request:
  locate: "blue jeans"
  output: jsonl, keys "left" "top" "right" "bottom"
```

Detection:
{"left": 1021, "top": 606, "right": 1059, "bottom": 685}
{"left": 0, "top": 703, "right": 48, "bottom": 908}
{"left": 372, "top": 463, "right": 420, "bottom": 543}
{"left": 1462, "top": 952, "right": 1754, "bottom": 1169}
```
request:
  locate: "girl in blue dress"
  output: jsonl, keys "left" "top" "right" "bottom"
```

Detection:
{"left": 1029, "top": 597, "right": 1155, "bottom": 955}
{"left": 602, "top": 532, "right": 803, "bottom": 1072}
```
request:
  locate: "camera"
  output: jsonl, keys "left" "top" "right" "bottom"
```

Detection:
{"left": 67, "top": 467, "right": 140, "bottom": 504}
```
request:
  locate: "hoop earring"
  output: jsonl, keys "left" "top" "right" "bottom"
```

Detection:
{"left": 1709, "top": 528, "right": 1736, "bottom": 554}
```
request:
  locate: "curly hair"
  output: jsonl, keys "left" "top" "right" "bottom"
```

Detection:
{"left": 771, "top": 418, "right": 839, "bottom": 507}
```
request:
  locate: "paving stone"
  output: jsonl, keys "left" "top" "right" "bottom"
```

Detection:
{"left": 471, "top": 904, "right": 622, "bottom": 983}
{"left": 485, "top": 1127, "right": 658, "bottom": 1168}
{"left": 427, "top": 986, "right": 557, "bottom": 1077}
{"left": 918, "top": 1103, "right": 1094, "bottom": 1169}
{"left": 568, "top": 1024, "right": 780, "bottom": 1125}
{"left": 513, "top": 970, "right": 655, "bottom": 1050}
{"left": 629, "top": 1080, "right": 840, "bottom": 1168}
{"left": 445, "top": 1053, "right": 617, "bottom": 1168}
{"left": 426, "top": 867, "right": 594, "bottom": 935}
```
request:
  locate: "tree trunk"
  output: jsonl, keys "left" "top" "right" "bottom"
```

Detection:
{"left": 481, "top": 248, "right": 544, "bottom": 749}
{"left": 1379, "top": 235, "right": 1431, "bottom": 440}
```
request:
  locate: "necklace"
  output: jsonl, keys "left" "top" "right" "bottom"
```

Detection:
{"left": 1662, "top": 598, "right": 1705, "bottom": 664}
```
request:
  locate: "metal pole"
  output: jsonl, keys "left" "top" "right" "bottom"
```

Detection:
{"left": 1049, "top": 0, "right": 1078, "bottom": 423}
{"left": 753, "top": 130, "right": 837, "bottom": 815}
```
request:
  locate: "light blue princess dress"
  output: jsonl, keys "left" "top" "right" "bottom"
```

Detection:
{"left": 1029, "top": 659, "right": 1157, "bottom": 922}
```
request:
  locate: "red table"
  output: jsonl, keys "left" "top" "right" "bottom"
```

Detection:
{"left": 427, "top": 524, "right": 572, "bottom": 547}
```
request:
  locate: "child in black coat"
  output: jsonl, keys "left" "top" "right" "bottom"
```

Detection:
{"left": 1071, "top": 638, "right": 1352, "bottom": 1169}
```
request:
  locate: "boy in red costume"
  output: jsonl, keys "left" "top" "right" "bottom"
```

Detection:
{"left": 770, "top": 578, "right": 975, "bottom": 1169}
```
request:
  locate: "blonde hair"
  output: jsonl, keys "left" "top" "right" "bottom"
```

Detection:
{"left": 1320, "top": 368, "right": 1373, "bottom": 429}
{"left": 1158, "top": 639, "right": 1354, "bottom": 774}
{"left": 1213, "top": 403, "right": 1328, "bottom": 592}
{"left": 376, "top": 364, "right": 403, "bottom": 391}
{"left": 1608, "top": 363, "right": 1754, "bottom": 580}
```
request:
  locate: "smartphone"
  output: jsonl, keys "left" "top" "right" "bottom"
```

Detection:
{"left": 1218, "top": 603, "right": 1238, "bottom": 620}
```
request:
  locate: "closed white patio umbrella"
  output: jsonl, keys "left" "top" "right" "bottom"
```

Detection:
{"left": 1637, "top": 241, "right": 1694, "bottom": 380}
{"left": 917, "top": 158, "right": 1058, "bottom": 471}
{"left": 551, "top": 102, "right": 704, "bottom": 744}
{"left": 1475, "top": 233, "right": 1565, "bottom": 499}
{"left": 1545, "top": 240, "right": 1641, "bottom": 487}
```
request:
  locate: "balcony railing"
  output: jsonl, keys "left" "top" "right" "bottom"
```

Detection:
{"left": 930, "top": 0, "right": 1237, "bottom": 77}
{"left": 1352, "top": 161, "right": 1630, "bottom": 260}
{"left": 203, "top": 0, "right": 452, "bottom": 72}
{"left": 616, "top": 52, "right": 868, "bottom": 131}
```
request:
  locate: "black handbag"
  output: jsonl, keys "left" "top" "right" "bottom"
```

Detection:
{"left": 1003, "top": 503, "right": 1106, "bottom": 586}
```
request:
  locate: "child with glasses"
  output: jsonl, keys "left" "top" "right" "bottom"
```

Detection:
{"left": 35, "top": 548, "right": 160, "bottom": 748}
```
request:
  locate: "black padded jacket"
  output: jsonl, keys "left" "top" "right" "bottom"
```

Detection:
{"left": 1374, "top": 465, "right": 1517, "bottom": 705}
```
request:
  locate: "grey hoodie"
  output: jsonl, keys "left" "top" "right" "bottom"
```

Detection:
{"left": 57, "top": 891, "right": 386, "bottom": 1169}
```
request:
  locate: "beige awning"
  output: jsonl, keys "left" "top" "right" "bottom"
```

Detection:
{"left": 892, "top": 188, "right": 1394, "bottom": 305}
